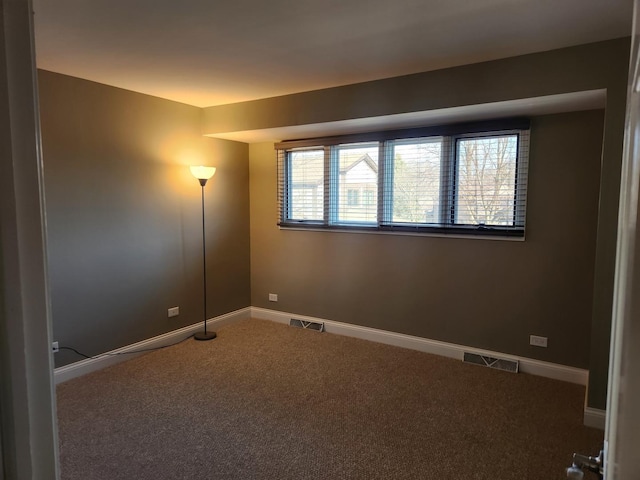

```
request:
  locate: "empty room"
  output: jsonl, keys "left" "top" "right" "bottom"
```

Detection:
{"left": 2, "top": 0, "right": 639, "bottom": 479}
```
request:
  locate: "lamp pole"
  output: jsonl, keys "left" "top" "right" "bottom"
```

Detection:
{"left": 190, "top": 166, "right": 217, "bottom": 341}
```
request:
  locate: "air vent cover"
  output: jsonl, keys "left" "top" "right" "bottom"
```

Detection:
{"left": 463, "top": 352, "right": 519, "bottom": 373}
{"left": 289, "top": 318, "right": 324, "bottom": 332}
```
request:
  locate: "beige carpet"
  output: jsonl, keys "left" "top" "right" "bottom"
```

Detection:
{"left": 56, "top": 319, "right": 603, "bottom": 479}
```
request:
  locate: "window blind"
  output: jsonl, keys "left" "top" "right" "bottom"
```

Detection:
{"left": 333, "top": 142, "right": 379, "bottom": 224}
{"left": 277, "top": 119, "right": 530, "bottom": 237}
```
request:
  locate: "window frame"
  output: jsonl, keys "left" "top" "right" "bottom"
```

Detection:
{"left": 331, "top": 141, "right": 380, "bottom": 226}
{"left": 382, "top": 136, "right": 445, "bottom": 227}
{"left": 281, "top": 146, "right": 326, "bottom": 225}
{"left": 277, "top": 119, "right": 530, "bottom": 238}
{"left": 450, "top": 130, "right": 524, "bottom": 229}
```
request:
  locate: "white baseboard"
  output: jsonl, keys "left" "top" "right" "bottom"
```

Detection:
{"left": 250, "top": 307, "right": 589, "bottom": 386}
{"left": 54, "top": 307, "right": 251, "bottom": 384}
{"left": 584, "top": 407, "right": 606, "bottom": 430}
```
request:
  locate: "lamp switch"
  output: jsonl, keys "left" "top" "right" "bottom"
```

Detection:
{"left": 168, "top": 306, "right": 180, "bottom": 318}
{"left": 269, "top": 293, "right": 278, "bottom": 302}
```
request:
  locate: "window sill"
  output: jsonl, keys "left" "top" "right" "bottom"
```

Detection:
{"left": 278, "top": 223, "right": 525, "bottom": 241}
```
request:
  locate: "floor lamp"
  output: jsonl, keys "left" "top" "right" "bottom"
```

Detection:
{"left": 190, "top": 165, "right": 217, "bottom": 341}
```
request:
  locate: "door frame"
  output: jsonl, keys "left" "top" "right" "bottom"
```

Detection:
{"left": 604, "top": 1, "right": 640, "bottom": 478}
{"left": 0, "top": 0, "right": 59, "bottom": 478}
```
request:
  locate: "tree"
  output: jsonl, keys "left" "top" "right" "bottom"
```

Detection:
{"left": 456, "top": 136, "right": 517, "bottom": 226}
{"left": 392, "top": 141, "right": 441, "bottom": 223}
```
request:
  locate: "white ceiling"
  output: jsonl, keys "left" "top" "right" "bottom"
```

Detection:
{"left": 32, "top": 0, "right": 632, "bottom": 108}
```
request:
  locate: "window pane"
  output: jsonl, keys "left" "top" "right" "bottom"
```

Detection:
{"left": 336, "top": 143, "right": 378, "bottom": 223}
{"left": 455, "top": 135, "right": 518, "bottom": 226}
{"left": 288, "top": 150, "right": 324, "bottom": 221}
{"left": 391, "top": 138, "right": 442, "bottom": 224}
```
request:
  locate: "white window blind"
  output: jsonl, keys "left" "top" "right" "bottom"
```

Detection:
{"left": 384, "top": 137, "right": 443, "bottom": 225}
{"left": 334, "top": 143, "right": 379, "bottom": 224}
{"left": 454, "top": 134, "right": 522, "bottom": 227}
{"left": 279, "top": 148, "right": 325, "bottom": 223}
{"left": 276, "top": 119, "right": 530, "bottom": 237}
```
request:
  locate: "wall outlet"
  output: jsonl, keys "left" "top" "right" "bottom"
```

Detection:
{"left": 529, "top": 335, "right": 548, "bottom": 348}
{"left": 168, "top": 306, "right": 180, "bottom": 318}
{"left": 52, "top": 341, "right": 59, "bottom": 353}
{"left": 268, "top": 293, "right": 278, "bottom": 302}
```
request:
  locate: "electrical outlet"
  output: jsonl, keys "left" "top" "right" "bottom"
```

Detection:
{"left": 52, "top": 341, "right": 59, "bottom": 353}
{"left": 268, "top": 293, "right": 278, "bottom": 302}
{"left": 168, "top": 306, "right": 180, "bottom": 318}
{"left": 529, "top": 335, "right": 548, "bottom": 348}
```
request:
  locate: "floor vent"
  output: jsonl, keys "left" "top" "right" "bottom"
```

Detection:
{"left": 290, "top": 318, "right": 325, "bottom": 332}
{"left": 463, "top": 352, "right": 519, "bottom": 373}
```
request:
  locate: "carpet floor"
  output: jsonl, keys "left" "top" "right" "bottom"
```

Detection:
{"left": 56, "top": 318, "right": 603, "bottom": 479}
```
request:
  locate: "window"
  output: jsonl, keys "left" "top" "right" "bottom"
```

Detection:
{"left": 335, "top": 143, "right": 378, "bottom": 223}
{"left": 347, "top": 189, "right": 360, "bottom": 206}
{"left": 285, "top": 148, "right": 324, "bottom": 222}
{"left": 363, "top": 190, "right": 375, "bottom": 206}
{"left": 277, "top": 119, "right": 529, "bottom": 237}
{"left": 387, "top": 137, "right": 442, "bottom": 224}
{"left": 454, "top": 135, "right": 519, "bottom": 227}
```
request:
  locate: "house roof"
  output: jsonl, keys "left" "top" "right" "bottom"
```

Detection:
{"left": 291, "top": 153, "right": 378, "bottom": 186}
{"left": 340, "top": 154, "right": 378, "bottom": 175}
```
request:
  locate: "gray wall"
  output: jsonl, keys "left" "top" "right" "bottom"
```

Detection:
{"left": 38, "top": 71, "right": 251, "bottom": 367}
{"left": 208, "top": 38, "right": 630, "bottom": 410}
{"left": 250, "top": 111, "right": 604, "bottom": 368}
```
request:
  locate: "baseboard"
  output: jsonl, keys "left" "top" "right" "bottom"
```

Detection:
{"left": 250, "top": 307, "right": 589, "bottom": 386}
{"left": 54, "top": 307, "right": 251, "bottom": 384}
{"left": 583, "top": 407, "right": 606, "bottom": 430}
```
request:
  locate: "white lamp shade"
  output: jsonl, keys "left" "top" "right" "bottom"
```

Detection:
{"left": 190, "top": 165, "right": 216, "bottom": 180}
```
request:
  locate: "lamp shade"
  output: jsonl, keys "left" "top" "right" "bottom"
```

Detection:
{"left": 190, "top": 166, "right": 216, "bottom": 180}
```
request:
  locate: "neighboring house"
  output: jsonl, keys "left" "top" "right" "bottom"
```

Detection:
{"left": 290, "top": 153, "right": 324, "bottom": 220}
{"left": 338, "top": 153, "right": 378, "bottom": 223}
{"left": 290, "top": 152, "right": 380, "bottom": 222}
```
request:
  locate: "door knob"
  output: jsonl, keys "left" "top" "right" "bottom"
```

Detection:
{"left": 567, "top": 450, "right": 603, "bottom": 479}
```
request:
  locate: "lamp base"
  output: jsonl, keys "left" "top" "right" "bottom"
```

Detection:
{"left": 194, "top": 331, "right": 217, "bottom": 341}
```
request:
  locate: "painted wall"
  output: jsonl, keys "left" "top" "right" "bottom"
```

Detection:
{"left": 38, "top": 71, "right": 251, "bottom": 367}
{"left": 250, "top": 111, "right": 604, "bottom": 368}
{"left": 209, "top": 38, "right": 630, "bottom": 410}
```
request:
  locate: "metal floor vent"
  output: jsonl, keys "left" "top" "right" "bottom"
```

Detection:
{"left": 290, "top": 318, "right": 325, "bottom": 332}
{"left": 463, "top": 352, "right": 519, "bottom": 373}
